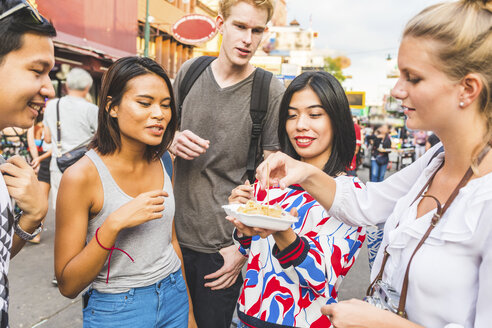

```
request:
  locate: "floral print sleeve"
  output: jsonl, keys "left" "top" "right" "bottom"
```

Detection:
{"left": 236, "top": 182, "right": 365, "bottom": 328}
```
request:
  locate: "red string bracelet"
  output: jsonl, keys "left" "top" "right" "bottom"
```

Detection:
{"left": 95, "top": 227, "right": 134, "bottom": 284}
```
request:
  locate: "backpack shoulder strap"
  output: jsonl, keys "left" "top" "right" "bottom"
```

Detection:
{"left": 56, "top": 98, "right": 62, "bottom": 154}
{"left": 178, "top": 56, "right": 216, "bottom": 112}
{"left": 161, "top": 150, "right": 173, "bottom": 180}
{"left": 246, "top": 67, "right": 273, "bottom": 183}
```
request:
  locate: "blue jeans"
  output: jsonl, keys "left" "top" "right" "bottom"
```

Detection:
{"left": 370, "top": 159, "right": 387, "bottom": 182}
{"left": 83, "top": 269, "right": 188, "bottom": 328}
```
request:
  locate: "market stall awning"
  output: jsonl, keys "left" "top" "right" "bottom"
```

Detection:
{"left": 38, "top": 0, "right": 137, "bottom": 60}
{"left": 54, "top": 31, "right": 135, "bottom": 61}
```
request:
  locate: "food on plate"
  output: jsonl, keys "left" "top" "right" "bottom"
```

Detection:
{"left": 237, "top": 200, "right": 283, "bottom": 218}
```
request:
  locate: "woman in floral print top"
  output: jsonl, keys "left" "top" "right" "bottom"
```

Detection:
{"left": 228, "top": 71, "right": 365, "bottom": 328}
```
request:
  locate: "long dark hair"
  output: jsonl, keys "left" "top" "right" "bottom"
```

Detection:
{"left": 278, "top": 71, "right": 355, "bottom": 176}
{"left": 90, "top": 56, "right": 177, "bottom": 161}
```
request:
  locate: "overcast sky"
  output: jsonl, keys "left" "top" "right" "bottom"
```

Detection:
{"left": 285, "top": 0, "right": 444, "bottom": 105}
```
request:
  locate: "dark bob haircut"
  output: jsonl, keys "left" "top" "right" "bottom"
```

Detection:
{"left": 0, "top": 0, "right": 56, "bottom": 64}
{"left": 90, "top": 56, "right": 177, "bottom": 162}
{"left": 278, "top": 71, "right": 356, "bottom": 176}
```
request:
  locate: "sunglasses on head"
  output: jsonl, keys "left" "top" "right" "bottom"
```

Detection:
{"left": 0, "top": 0, "right": 45, "bottom": 24}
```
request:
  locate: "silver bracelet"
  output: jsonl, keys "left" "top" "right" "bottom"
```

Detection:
{"left": 13, "top": 212, "right": 43, "bottom": 241}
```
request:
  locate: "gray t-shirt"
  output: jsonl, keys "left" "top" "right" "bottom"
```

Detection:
{"left": 174, "top": 58, "right": 285, "bottom": 253}
{"left": 43, "top": 95, "right": 98, "bottom": 171}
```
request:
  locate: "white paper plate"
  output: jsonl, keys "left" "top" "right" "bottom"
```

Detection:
{"left": 222, "top": 203, "right": 298, "bottom": 231}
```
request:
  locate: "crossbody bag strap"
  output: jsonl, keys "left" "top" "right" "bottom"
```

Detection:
{"left": 397, "top": 143, "right": 491, "bottom": 317}
{"left": 410, "top": 161, "right": 445, "bottom": 206}
{"left": 56, "top": 99, "right": 62, "bottom": 156}
{"left": 366, "top": 246, "right": 390, "bottom": 295}
{"left": 367, "top": 159, "right": 444, "bottom": 296}
{"left": 12, "top": 128, "right": 22, "bottom": 138}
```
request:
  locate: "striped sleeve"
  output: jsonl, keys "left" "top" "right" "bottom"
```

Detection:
{"left": 272, "top": 235, "right": 309, "bottom": 268}
{"left": 233, "top": 229, "right": 252, "bottom": 257}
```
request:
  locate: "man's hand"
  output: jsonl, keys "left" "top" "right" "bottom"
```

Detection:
{"left": 203, "top": 244, "right": 246, "bottom": 290}
{"left": 0, "top": 155, "right": 47, "bottom": 223}
{"left": 170, "top": 130, "right": 210, "bottom": 160}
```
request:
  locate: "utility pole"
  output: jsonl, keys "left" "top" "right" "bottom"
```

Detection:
{"left": 144, "top": 0, "right": 150, "bottom": 57}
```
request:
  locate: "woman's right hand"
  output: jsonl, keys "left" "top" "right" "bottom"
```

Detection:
{"left": 256, "top": 152, "right": 309, "bottom": 190}
{"left": 108, "top": 189, "right": 168, "bottom": 231}
{"left": 228, "top": 180, "right": 254, "bottom": 204}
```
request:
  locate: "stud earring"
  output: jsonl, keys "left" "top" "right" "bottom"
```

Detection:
{"left": 459, "top": 101, "right": 465, "bottom": 108}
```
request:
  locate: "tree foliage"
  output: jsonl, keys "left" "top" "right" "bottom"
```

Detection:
{"left": 323, "top": 56, "right": 346, "bottom": 82}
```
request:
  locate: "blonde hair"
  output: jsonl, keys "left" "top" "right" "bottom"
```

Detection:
{"left": 403, "top": 0, "right": 492, "bottom": 141}
{"left": 219, "top": 0, "right": 275, "bottom": 22}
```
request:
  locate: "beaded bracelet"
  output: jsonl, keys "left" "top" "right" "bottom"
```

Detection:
{"left": 95, "top": 227, "right": 134, "bottom": 283}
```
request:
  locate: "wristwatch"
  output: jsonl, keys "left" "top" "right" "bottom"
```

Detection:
{"left": 13, "top": 212, "right": 43, "bottom": 241}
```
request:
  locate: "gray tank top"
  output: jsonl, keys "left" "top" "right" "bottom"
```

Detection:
{"left": 85, "top": 149, "right": 180, "bottom": 293}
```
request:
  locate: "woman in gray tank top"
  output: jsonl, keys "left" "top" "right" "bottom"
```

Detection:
{"left": 54, "top": 57, "right": 196, "bottom": 328}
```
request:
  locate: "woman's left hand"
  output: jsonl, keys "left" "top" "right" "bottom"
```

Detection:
{"left": 226, "top": 216, "right": 277, "bottom": 238}
{"left": 226, "top": 208, "right": 298, "bottom": 241}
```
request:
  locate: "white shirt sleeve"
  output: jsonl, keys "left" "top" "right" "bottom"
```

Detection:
{"left": 329, "top": 143, "right": 443, "bottom": 226}
{"left": 474, "top": 224, "right": 492, "bottom": 327}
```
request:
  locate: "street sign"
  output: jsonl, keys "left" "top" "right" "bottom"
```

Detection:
{"left": 346, "top": 91, "right": 365, "bottom": 109}
{"left": 301, "top": 66, "right": 324, "bottom": 72}
{"left": 172, "top": 14, "right": 217, "bottom": 45}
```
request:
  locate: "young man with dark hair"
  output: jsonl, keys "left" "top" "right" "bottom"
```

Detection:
{"left": 0, "top": 1, "right": 56, "bottom": 326}
{"left": 170, "top": 0, "right": 284, "bottom": 327}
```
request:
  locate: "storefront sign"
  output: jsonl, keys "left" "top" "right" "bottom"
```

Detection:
{"left": 172, "top": 14, "right": 217, "bottom": 45}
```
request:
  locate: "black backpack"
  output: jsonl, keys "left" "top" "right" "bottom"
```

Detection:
{"left": 177, "top": 56, "right": 273, "bottom": 183}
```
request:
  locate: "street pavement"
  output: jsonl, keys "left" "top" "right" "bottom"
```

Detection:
{"left": 9, "top": 201, "right": 83, "bottom": 328}
{"left": 8, "top": 166, "right": 383, "bottom": 328}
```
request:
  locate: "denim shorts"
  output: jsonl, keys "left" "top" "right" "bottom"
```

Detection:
{"left": 83, "top": 269, "right": 188, "bottom": 328}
